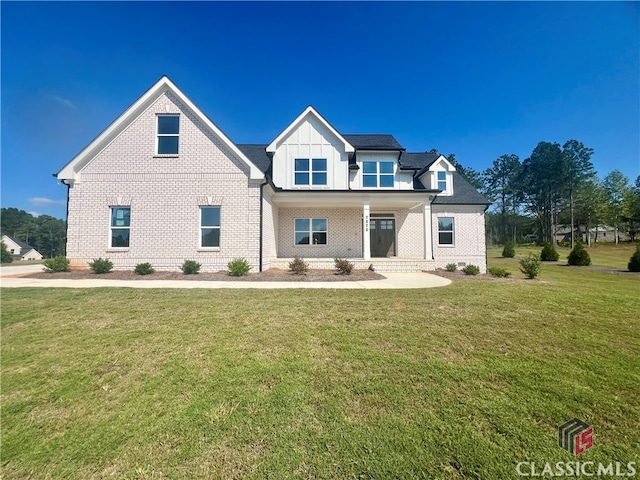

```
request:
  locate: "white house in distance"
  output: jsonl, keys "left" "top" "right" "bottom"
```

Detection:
{"left": 1, "top": 235, "right": 44, "bottom": 261}
{"left": 55, "top": 76, "right": 490, "bottom": 272}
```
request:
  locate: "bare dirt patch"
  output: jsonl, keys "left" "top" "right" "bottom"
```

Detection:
{"left": 24, "top": 268, "right": 385, "bottom": 282}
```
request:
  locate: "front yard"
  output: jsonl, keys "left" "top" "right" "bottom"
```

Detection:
{"left": 1, "top": 247, "right": 639, "bottom": 479}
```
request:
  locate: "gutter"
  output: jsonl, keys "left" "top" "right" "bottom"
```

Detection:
{"left": 53, "top": 174, "right": 70, "bottom": 256}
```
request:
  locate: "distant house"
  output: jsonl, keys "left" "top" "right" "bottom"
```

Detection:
{"left": 554, "top": 225, "right": 629, "bottom": 244}
{"left": 55, "top": 76, "right": 491, "bottom": 272}
{"left": 1, "top": 235, "right": 44, "bottom": 261}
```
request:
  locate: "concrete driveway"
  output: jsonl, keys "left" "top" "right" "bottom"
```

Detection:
{"left": 0, "top": 264, "right": 451, "bottom": 289}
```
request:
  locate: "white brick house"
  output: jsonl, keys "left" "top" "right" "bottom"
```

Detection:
{"left": 56, "top": 76, "right": 490, "bottom": 272}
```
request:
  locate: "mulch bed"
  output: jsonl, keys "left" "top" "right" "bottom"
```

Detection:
{"left": 24, "top": 268, "right": 386, "bottom": 282}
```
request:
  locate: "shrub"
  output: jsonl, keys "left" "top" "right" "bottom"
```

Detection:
{"left": 43, "top": 256, "right": 70, "bottom": 273}
{"left": 488, "top": 267, "right": 511, "bottom": 278}
{"left": 462, "top": 264, "right": 480, "bottom": 275}
{"left": 567, "top": 243, "right": 591, "bottom": 266}
{"left": 1, "top": 242, "right": 13, "bottom": 263}
{"left": 629, "top": 245, "right": 640, "bottom": 272}
{"left": 180, "top": 260, "right": 201, "bottom": 275}
{"left": 502, "top": 241, "right": 516, "bottom": 258}
{"left": 540, "top": 243, "right": 559, "bottom": 261}
{"left": 89, "top": 258, "right": 113, "bottom": 274}
{"left": 519, "top": 253, "right": 541, "bottom": 279}
{"left": 227, "top": 258, "right": 252, "bottom": 277}
{"left": 334, "top": 258, "right": 354, "bottom": 275}
{"left": 134, "top": 262, "right": 155, "bottom": 275}
{"left": 288, "top": 256, "right": 309, "bottom": 275}
{"left": 445, "top": 263, "right": 457, "bottom": 272}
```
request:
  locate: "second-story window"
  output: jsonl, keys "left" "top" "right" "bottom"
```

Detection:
{"left": 437, "top": 171, "right": 447, "bottom": 191}
{"left": 294, "top": 158, "right": 327, "bottom": 186}
{"left": 157, "top": 115, "right": 179, "bottom": 154}
{"left": 363, "top": 161, "right": 394, "bottom": 188}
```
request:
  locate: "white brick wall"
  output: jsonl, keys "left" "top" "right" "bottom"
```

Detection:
{"left": 431, "top": 205, "right": 487, "bottom": 272}
{"left": 67, "top": 92, "right": 261, "bottom": 272}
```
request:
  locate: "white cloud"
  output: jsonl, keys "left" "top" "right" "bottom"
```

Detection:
{"left": 29, "top": 197, "right": 66, "bottom": 206}
{"left": 52, "top": 95, "right": 75, "bottom": 109}
{"left": 27, "top": 211, "right": 41, "bottom": 218}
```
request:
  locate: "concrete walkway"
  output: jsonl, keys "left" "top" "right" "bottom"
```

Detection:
{"left": 0, "top": 264, "right": 451, "bottom": 289}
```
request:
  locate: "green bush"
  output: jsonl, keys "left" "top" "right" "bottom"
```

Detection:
{"left": 519, "top": 253, "right": 541, "bottom": 279}
{"left": 227, "top": 258, "right": 252, "bottom": 277}
{"left": 288, "top": 256, "right": 309, "bottom": 275}
{"left": 1, "top": 242, "right": 13, "bottom": 263}
{"left": 134, "top": 262, "right": 155, "bottom": 275}
{"left": 628, "top": 245, "right": 640, "bottom": 272}
{"left": 445, "top": 263, "right": 457, "bottom": 272}
{"left": 488, "top": 267, "right": 511, "bottom": 278}
{"left": 502, "top": 241, "right": 516, "bottom": 258}
{"left": 540, "top": 243, "right": 559, "bottom": 261}
{"left": 567, "top": 243, "right": 591, "bottom": 266}
{"left": 43, "top": 256, "right": 70, "bottom": 273}
{"left": 334, "top": 258, "right": 354, "bottom": 275}
{"left": 462, "top": 264, "right": 480, "bottom": 275}
{"left": 89, "top": 258, "right": 113, "bottom": 274}
{"left": 180, "top": 260, "right": 201, "bottom": 275}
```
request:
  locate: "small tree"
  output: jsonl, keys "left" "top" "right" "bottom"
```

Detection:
{"left": 1, "top": 242, "right": 13, "bottom": 263}
{"left": 567, "top": 243, "right": 591, "bottom": 266}
{"left": 628, "top": 245, "right": 640, "bottom": 272}
{"left": 502, "top": 241, "right": 516, "bottom": 258}
{"left": 519, "top": 253, "right": 541, "bottom": 279}
{"left": 540, "top": 243, "right": 559, "bottom": 261}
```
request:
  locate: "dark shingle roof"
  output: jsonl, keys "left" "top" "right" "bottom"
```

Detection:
{"left": 343, "top": 134, "right": 403, "bottom": 150}
{"left": 432, "top": 172, "right": 491, "bottom": 205}
{"left": 398, "top": 151, "right": 440, "bottom": 170}
{"left": 236, "top": 144, "right": 271, "bottom": 174}
{"left": 3, "top": 235, "right": 32, "bottom": 251}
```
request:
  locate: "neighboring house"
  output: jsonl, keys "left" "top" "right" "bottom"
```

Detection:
{"left": 56, "top": 76, "right": 490, "bottom": 272}
{"left": 1, "top": 235, "right": 44, "bottom": 261}
{"left": 555, "top": 225, "right": 630, "bottom": 244}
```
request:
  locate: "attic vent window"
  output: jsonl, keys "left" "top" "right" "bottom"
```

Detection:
{"left": 157, "top": 115, "right": 179, "bottom": 154}
{"left": 437, "top": 171, "right": 447, "bottom": 191}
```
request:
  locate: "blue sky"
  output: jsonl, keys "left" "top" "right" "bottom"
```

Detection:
{"left": 2, "top": 1, "right": 638, "bottom": 220}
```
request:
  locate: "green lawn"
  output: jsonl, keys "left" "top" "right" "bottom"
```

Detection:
{"left": 2, "top": 248, "right": 639, "bottom": 479}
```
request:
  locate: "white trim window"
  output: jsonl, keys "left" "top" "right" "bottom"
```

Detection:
{"left": 295, "top": 218, "right": 327, "bottom": 245}
{"left": 438, "top": 217, "right": 454, "bottom": 245}
{"left": 294, "top": 158, "right": 327, "bottom": 186}
{"left": 437, "top": 171, "right": 447, "bottom": 191}
{"left": 110, "top": 207, "right": 131, "bottom": 248}
{"left": 157, "top": 115, "right": 179, "bottom": 154}
{"left": 200, "top": 206, "right": 221, "bottom": 247}
{"left": 363, "top": 161, "right": 394, "bottom": 188}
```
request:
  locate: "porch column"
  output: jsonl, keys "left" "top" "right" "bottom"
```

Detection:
{"left": 424, "top": 200, "right": 433, "bottom": 260}
{"left": 363, "top": 202, "right": 371, "bottom": 260}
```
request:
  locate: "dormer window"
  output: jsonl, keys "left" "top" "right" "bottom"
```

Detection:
{"left": 363, "top": 161, "right": 394, "bottom": 188}
{"left": 294, "top": 158, "right": 327, "bottom": 186}
{"left": 157, "top": 115, "right": 179, "bottom": 154}
{"left": 437, "top": 171, "right": 447, "bottom": 191}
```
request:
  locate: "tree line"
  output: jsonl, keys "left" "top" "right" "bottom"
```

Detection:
{"left": 1, "top": 208, "right": 66, "bottom": 258}
{"left": 448, "top": 140, "right": 640, "bottom": 246}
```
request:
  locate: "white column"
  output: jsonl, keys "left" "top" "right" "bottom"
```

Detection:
{"left": 424, "top": 200, "right": 433, "bottom": 260}
{"left": 363, "top": 202, "right": 371, "bottom": 260}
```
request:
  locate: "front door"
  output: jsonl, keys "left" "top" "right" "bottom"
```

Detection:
{"left": 370, "top": 219, "right": 395, "bottom": 257}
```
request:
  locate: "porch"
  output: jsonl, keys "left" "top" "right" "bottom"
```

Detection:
{"left": 269, "top": 257, "right": 436, "bottom": 273}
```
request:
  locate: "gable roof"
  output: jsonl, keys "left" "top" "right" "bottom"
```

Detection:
{"left": 237, "top": 144, "right": 271, "bottom": 174}
{"left": 2, "top": 234, "right": 32, "bottom": 250}
{"left": 56, "top": 76, "right": 264, "bottom": 181}
{"left": 398, "top": 151, "right": 440, "bottom": 170}
{"left": 266, "top": 106, "right": 355, "bottom": 154}
{"left": 342, "top": 134, "right": 404, "bottom": 151}
{"left": 432, "top": 172, "right": 491, "bottom": 205}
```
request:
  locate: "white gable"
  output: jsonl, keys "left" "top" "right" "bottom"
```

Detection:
{"left": 418, "top": 155, "right": 456, "bottom": 195}
{"left": 56, "top": 76, "right": 264, "bottom": 182}
{"left": 268, "top": 107, "right": 354, "bottom": 189}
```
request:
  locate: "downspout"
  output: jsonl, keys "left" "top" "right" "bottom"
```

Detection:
{"left": 259, "top": 180, "right": 267, "bottom": 272}
{"left": 54, "top": 174, "right": 70, "bottom": 256}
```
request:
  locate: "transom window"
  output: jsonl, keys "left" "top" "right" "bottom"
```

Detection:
{"left": 438, "top": 217, "right": 454, "bottom": 245}
{"left": 363, "top": 161, "right": 394, "bottom": 188}
{"left": 295, "top": 218, "right": 327, "bottom": 245}
{"left": 437, "top": 171, "right": 447, "bottom": 191}
{"left": 201, "top": 207, "right": 221, "bottom": 247}
{"left": 157, "top": 115, "right": 179, "bottom": 154}
{"left": 294, "top": 158, "right": 327, "bottom": 186}
{"left": 110, "top": 207, "right": 130, "bottom": 248}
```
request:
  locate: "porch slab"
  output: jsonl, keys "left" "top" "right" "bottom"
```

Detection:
{"left": 269, "top": 258, "right": 435, "bottom": 273}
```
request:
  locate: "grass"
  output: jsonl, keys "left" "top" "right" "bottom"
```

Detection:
{"left": 2, "top": 247, "right": 639, "bottom": 479}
